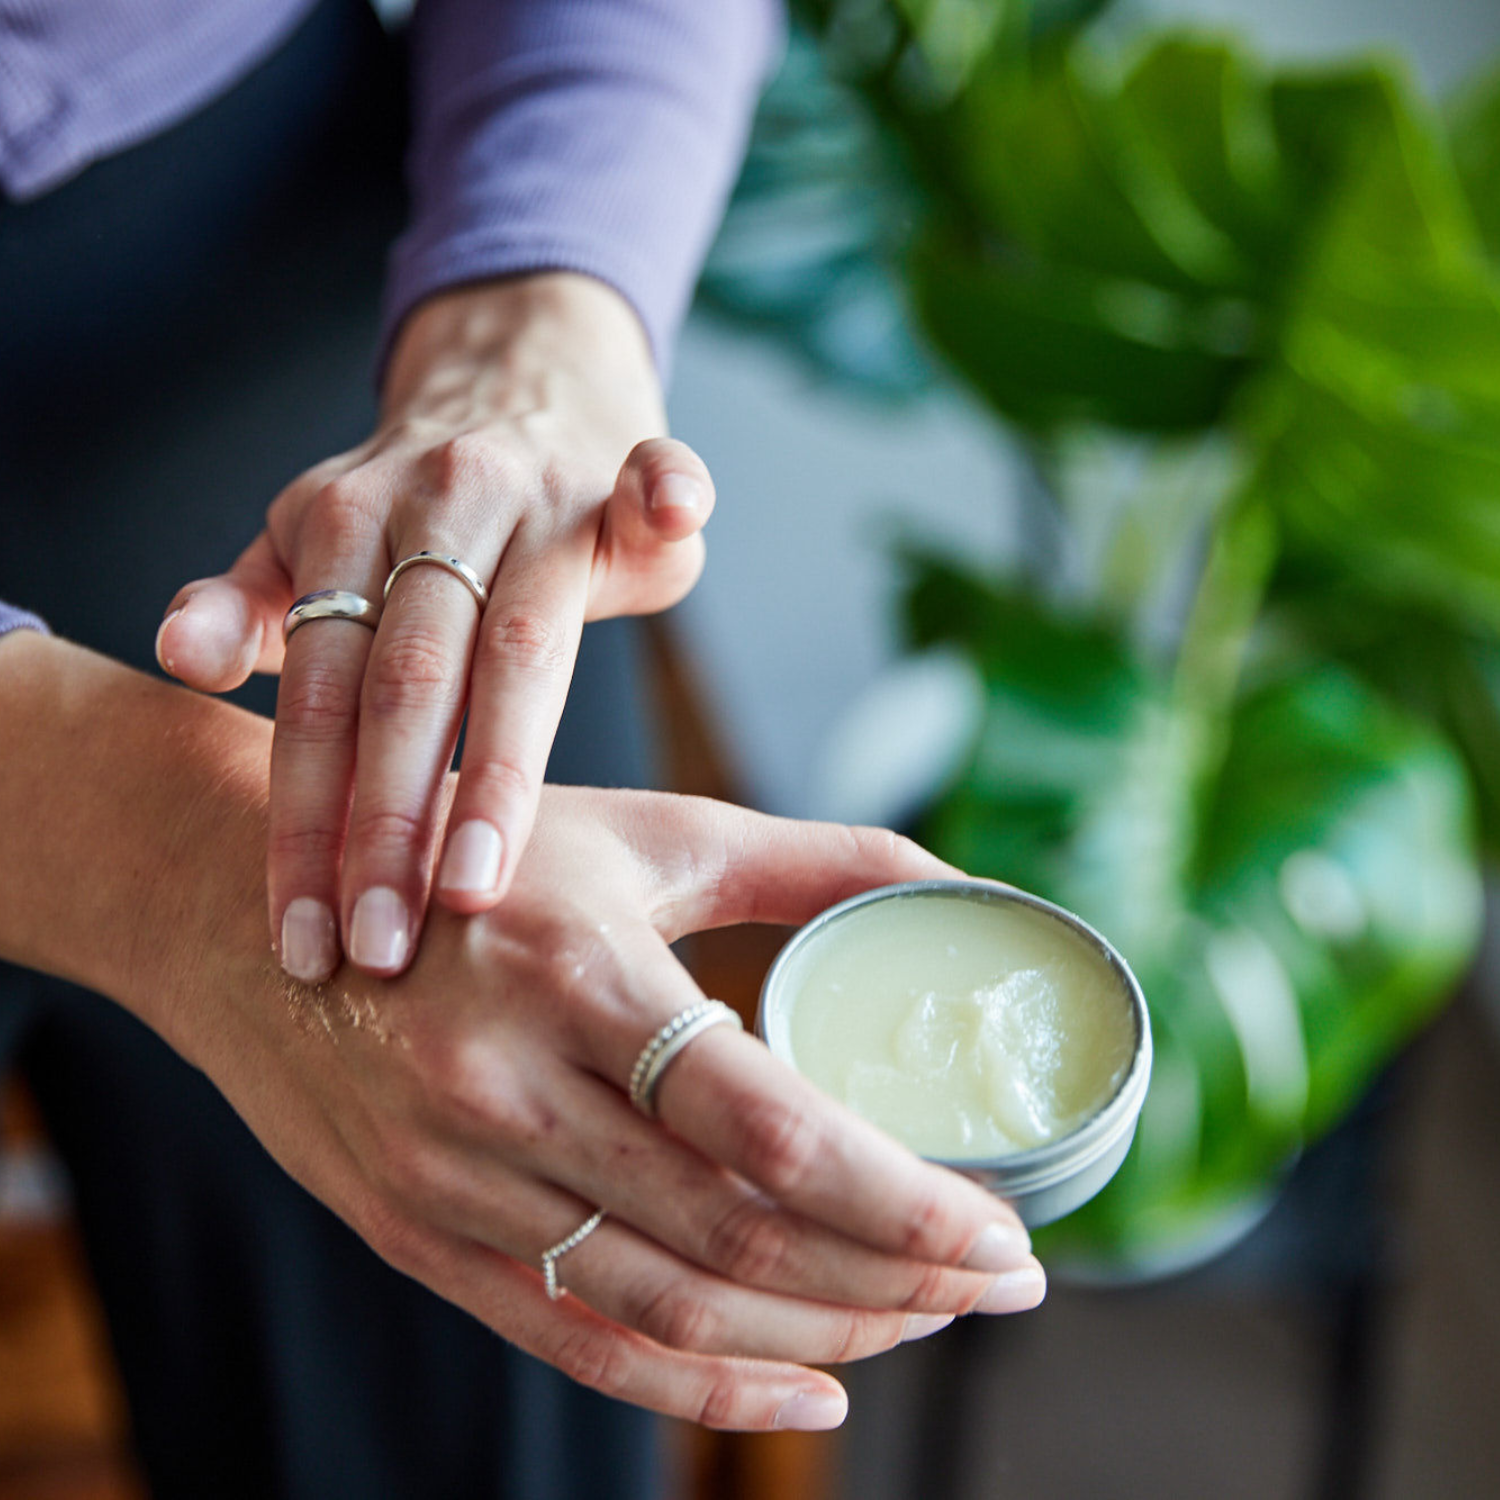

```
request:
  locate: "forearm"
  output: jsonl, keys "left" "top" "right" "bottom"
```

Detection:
{"left": 384, "top": 0, "right": 784, "bottom": 377}
{"left": 0, "top": 632, "right": 271, "bottom": 1054}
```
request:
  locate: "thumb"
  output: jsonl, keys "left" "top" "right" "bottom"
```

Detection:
{"left": 587, "top": 437, "right": 713, "bottom": 620}
{"left": 639, "top": 798, "right": 964, "bottom": 942}
{"left": 156, "top": 531, "right": 291, "bottom": 690}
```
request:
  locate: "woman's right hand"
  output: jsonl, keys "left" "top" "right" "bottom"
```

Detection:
{"left": 0, "top": 638, "right": 1043, "bottom": 1431}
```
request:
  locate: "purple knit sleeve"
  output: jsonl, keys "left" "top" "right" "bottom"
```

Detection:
{"left": 0, "top": 601, "right": 49, "bottom": 641}
{"left": 381, "top": 0, "right": 784, "bottom": 382}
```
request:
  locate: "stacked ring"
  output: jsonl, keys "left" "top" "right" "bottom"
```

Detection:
{"left": 384, "top": 551, "right": 489, "bottom": 610}
{"left": 628, "top": 1000, "right": 743, "bottom": 1118}
{"left": 283, "top": 589, "right": 380, "bottom": 641}
{"left": 541, "top": 1208, "right": 606, "bottom": 1300}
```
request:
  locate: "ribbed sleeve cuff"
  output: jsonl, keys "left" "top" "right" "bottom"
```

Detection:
{"left": 0, "top": 603, "right": 50, "bottom": 641}
{"left": 378, "top": 0, "right": 784, "bottom": 388}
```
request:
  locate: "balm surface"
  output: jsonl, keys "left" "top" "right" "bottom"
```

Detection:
{"left": 782, "top": 893, "right": 1135, "bottom": 1158}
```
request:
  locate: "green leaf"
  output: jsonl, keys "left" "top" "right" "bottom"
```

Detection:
{"left": 1449, "top": 58, "right": 1500, "bottom": 263}
{"left": 1266, "top": 580, "right": 1500, "bottom": 858}
{"left": 911, "top": 227, "right": 1254, "bottom": 430}
{"left": 907, "top": 560, "right": 1481, "bottom": 1266}
{"left": 700, "top": 23, "right": 931, "bottom": 393}
{"left": 1240, "top": 72, "right": 1500, "bottom": 628}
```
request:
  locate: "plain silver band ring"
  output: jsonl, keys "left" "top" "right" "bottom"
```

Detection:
{"left": 283, "top": 589, "right": 380, "bottom": 642}
{"left": 629, "top": 1000, "right": 744, "bottom": 1118}
{"left": 384, "top": 551, "right": 489, "bottom": 610}
{"left": 541, "top": 1208, "right": 606, "bottom": 1300}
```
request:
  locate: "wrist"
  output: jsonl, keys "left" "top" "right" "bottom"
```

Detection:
{"left": 381, "top": 272, "right": 662, "bottom": 424}
{"left": 0, "top": 634, "right": 272, "bottom": 1053}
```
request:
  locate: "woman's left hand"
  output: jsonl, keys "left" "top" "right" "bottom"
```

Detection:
{"left": 155, "top": 273, "right": 711, "bottom": 984}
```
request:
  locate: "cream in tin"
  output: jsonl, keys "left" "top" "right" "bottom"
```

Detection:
{"left": 759, "top": 880, "right": 1152, "bottom": 1227}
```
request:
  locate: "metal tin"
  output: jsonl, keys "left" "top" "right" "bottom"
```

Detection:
{"left": 757, "top": 879, "right": 1152, "bottom": 1228}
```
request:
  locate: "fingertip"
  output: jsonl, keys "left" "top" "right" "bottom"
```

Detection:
{"left": 157, "top": 585, "right": 262, "bottom": 691}
{"left": 347, "top": 886, "right": 414, "bottom": 977}
{"left": 280, "top": 897, "right": 341, "bottom": 984}
{"left": 644, "top": 470, "right": 712, "bottom": 539}
{"left": 773, "top": 1385, "right": 848, "bottom": 1432}
{"left": 435, "top": 819, "right": 504, "bottom": 910}
{"left": 154, "top": 605, "right": 187, "bottom": 676}
{"left": 972, "top": 1262, "right": 1047, "bottom": 1315}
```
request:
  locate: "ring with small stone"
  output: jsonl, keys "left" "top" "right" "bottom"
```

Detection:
{"left": 384, "top": 551, "right": 489, "bottom": 611}
{"left": 283, "top": 589, "right": 380, "bottom": 642}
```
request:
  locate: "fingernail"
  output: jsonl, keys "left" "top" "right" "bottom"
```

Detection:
{"left": 438, "top": 820, "right": 503, "bottom": 895}
{"left": 349, "top": 887, "right": 411, "bottom": 972}
{"left": 901, "top": 1312, "right": 955, "bottom": 1343}
{"left": 773, "top": 1389, "right": 848, "bottom": 1431}
{"left": 281, "top": 898, "right": 339, "bottom": 983}
{"left": 963, "top": 1221, "right": 1031, "bottom": 1272}
{"left": 650, "top": 473, "right": 703, "bottom": 514}
{"left": 974, "top": 1263, "right": 1047, "bottom": 1315}
{"left": 154, "top": 605, "right": 185, "bottom": 671}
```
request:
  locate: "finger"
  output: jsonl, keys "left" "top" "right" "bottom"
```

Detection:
{"left": 662, "top": 1024, "right": 1032, "bottom": 1269}
{"left": 156, "top": 531, "right": 292, "bottom": 689}
{"left": 267, "top": 516, "right": 389, "bottom": 983}
{"left": 433, "top": 537, "right": 591, "bottom": 913}
{"left": 600, "top": 794, "right": 963, "bottom": 941}
{"left": 410, "top": 1159, "right": 918, "bottom": 1366}
{"left": 521, "top": 1064, "right": 1018, "bottom": 1317}
{"left": 567, "top": 932, "right": 1031, "bottom": 1279}
{"left": 588, "top": 437, "right": 712, "bottom": 620}
{"left": 539, "top": 1216, "right": 917, "bottom": 1366}
{"left": 432, "top": 1234, "right": 852, "bottom": 1430}
{"left": 339, "top": 553, "right": 497, "bottom": 974}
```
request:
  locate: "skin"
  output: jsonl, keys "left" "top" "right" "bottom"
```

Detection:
{"left": 156, "top": 273, "right": 711, "bottom": 983}
{"left": 0, "top": 633, "right": 1046, "bottom": 1431}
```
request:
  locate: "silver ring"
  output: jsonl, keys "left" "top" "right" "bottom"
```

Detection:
{"left": 541, "top": 1208, "right": 606, "bottom": 1300}
{"left": 384, "top": 551, "right": 489, "bottom": 610}
{"left": 283, "top": 589, "right": 380, "bottom": 642}
{"left": 628, "top": 1000, "right": 743, "bottom": 1118}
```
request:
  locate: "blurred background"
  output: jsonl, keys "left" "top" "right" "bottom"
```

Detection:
{"left": 4, "top": 0, "right": 1500, "bottom": 1496}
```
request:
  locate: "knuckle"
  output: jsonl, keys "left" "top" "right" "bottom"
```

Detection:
{"left": 423, "top": 432, "right": 512, "bottom": 497}
{"left": 457, "top": 753, "right": 536, "bottom": 816}
{"left": 373, "top": 1136, "right": 431, "bottom": 1208}
{"left": 849, "top": 823, "right": 915, "bottom": 872}
{"left": 735, "top": 1098, "right": 822, "bottom": 1199}
{"left": 476, "top": 610, "right": 569, "bottom": 677}
{"left": 267, "top": 820, "right": 343, "bottom": 870}
{"left": 898, "top": 1259, "right": 953, "bottom": 1314}
{"left": 349, "top": 803, "right": 429, "bottom": 855}
{"left": 278, "top": 660, "right": 358, "bottom": 745}
{"left": 635, "top": 1285, "right": 720, "bottom": 1354}
{"left": 549, "top": 1328, "right": 634, "bottom": 1400}
{"left": 420, "top": 1040, "right": 552, "bottom": 1146}
{"left": 308, "top": 476, "right": 381, "bottom": 544}
{"left": 703, "top": 1199, "right": 795, "bottom": 1287}
{"left": 897, "top": 1186, "right": 962, "bottom": 1262}
{"left": 364, "top": 631, "right": 461, "bottom": 720}
{"left": 824, "top": 1310, "right": 869, "bottom": 1363}
{"left": 695, "top": 1377, "right": 743, "bottom": 1431}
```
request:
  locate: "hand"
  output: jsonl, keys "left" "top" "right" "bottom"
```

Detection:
{"left": 179, "top": 787, "right": 1046, "bottom": 1430}
{"left": 154, "top": 273, "right": 712, "bottom": 983}
{"left": 0, "top": 642, "right": 1044, "bottom": 1429}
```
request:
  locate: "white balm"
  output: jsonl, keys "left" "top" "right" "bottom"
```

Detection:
{"left": 775, "top": 889, "right": 1136, "bottom": 1160}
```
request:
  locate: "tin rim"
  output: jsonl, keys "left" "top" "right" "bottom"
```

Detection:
{"left": 757, "top": 879, "right": 1152, "bottom": 1185}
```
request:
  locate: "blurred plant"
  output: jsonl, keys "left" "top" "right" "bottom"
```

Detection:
{"left": 703, "top": 0, "right": 1500, "bottom": 1265}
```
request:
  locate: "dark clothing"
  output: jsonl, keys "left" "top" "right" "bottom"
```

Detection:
{"left": 0, "top": 4, "right": 658, "bottom": 1495}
